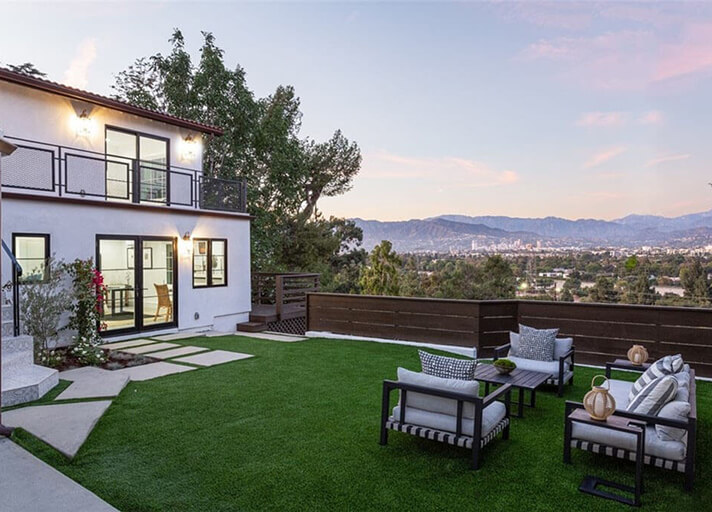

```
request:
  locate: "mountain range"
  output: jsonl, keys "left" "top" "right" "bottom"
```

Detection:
{"left": 352, "top": 210, "right": 712, "bottom": 252}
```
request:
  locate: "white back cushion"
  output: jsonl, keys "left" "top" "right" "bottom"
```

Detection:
{"left": 397, "top": 367, "right": 479, "bottom": 419}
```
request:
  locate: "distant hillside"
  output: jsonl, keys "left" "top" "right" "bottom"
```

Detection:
{"left": 353, "top": 209, "right": 712, "bottom": 252}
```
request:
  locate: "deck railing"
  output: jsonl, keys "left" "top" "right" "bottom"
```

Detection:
{"left": 307, "top": 293, "right": 712, "bottom": 377}
{"left": 252, "top": 272, "right": 320, "bottom": 320}
{"left": 1, "top": 136, "right": 247, "bottom": 213}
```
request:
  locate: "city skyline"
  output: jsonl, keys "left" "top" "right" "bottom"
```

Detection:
{"left": 2, "top": 2, "right": 712, "bottom": 221}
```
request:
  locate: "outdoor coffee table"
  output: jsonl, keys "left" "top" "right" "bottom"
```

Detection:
{"left": 474, "top": 365, "right": 550, "bottom": 418}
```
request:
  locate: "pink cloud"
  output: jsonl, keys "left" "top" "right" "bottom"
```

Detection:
{"left": 362, "top": 152, "right": 519, "bottom": 187}
{"left": 575, "top": 111, "right": 628, "bottom": 127}
{"left": 645, "top": 153, "right": 691, "bottom": 167}
{"left": 583, "top": 146, "right": 626, "bottom": 169}
{"left": 655, "top": 23, "right": 712, "bottom": 81}
{"left": 638, "top": 110, "right": 663, "bottom": 125}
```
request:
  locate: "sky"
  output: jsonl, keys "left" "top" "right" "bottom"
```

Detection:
{"left": 2, "top": 1, "right": 712, "bottom": 222}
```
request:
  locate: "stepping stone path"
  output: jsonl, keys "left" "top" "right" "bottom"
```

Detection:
{"left": 113, "top": 362, "right": 195, "bottom": 381}
{"left": 120, "top": 342, "right": 178, "bottom": 354}
{"left": 57, "top": 367, "right": 129, "bottom": 400}
{"left": 0, "top": 438, "right": 118, "bottom": 511}
{"left": 240, "top": 332, "right": 307, "bottom": 342}
{"left": 173, "top": 350, "right": 253, "bottom": 367}
{"left": 8, "top": 337, "right": 254, "bottom": 460}
{"left": 3, "top": 401, "right": 112, "bottom": 458}
{"left": 143, "top": 346, "right": 209, "bottom": 359}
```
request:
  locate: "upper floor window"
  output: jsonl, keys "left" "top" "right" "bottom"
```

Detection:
{"left": 13, "top": 233, "right": 49, "bottom": 283}
{"left": 105, "top": 127, "right": 169, "bottom": 204}
{"left": 193, "top": 239, "right": 227, "bottom": 288}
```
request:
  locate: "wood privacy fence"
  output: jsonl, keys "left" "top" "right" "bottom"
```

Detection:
{"left": 307, "top": 293, "right": 712, "bottom": 377}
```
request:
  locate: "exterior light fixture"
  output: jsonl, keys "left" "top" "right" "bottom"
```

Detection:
{"left": 76, "top": 109, "right": 93, "bottom": 137}
{"left": 182, "top": 134, "right": 198, "bottom": 160}
{"left": 180, "top": 232, "right": 193, "bottom": 257}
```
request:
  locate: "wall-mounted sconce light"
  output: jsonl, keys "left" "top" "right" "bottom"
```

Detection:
{"left": 75, "top": 109, "right": 93, "bottom": 137}
{"left": 179, "top": 231, "right": 193, "bottom": 257}
{"left": 181, "top": 134, "right": 199, "bottom": 160}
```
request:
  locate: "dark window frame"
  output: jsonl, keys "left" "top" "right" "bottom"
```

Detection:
{"left": 192, "top": 238, "right": 228, "bottom": 288}
{"left": 12, "top": 233, "right": 50, "bottom": 283}
{"left": 104, "top": 125, "right": 172, "bottom": 205}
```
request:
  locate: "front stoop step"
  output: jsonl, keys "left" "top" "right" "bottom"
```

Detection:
{"left": 236, "top": 321, "right": 267, "bottom": 333}
{"left": 1, "top": 334, "right": 59, "bottom": 407}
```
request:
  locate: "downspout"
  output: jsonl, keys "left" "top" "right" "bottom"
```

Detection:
{"left": 0, "top": 131, "right": 17, "bottom": 436}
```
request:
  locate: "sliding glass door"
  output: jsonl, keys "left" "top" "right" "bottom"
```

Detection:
{"left": 97, "top": 236, "right": 177, "bottom": 335}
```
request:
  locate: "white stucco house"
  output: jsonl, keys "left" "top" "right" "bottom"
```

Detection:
{"left": 0, "top": 68, "right": 252, "bottom": 339}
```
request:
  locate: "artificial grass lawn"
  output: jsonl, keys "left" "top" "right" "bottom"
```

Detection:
{"left": 12, "top": 336, "right": 711, "bottom": 511}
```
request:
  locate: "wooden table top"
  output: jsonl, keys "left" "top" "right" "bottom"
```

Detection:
{"left": 474, "top": 364, "right": 550, "bottom": 390}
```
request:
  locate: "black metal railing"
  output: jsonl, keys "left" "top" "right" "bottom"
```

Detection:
{"left": 1, "top": 240, "right": 22, "bottom": 336}
{"left": 1, "top": 136, "right": 248, "bottom": 214}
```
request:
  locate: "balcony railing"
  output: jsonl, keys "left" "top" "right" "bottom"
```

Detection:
{"left": 1, "top": 136, "right": 247, "bottom": 213}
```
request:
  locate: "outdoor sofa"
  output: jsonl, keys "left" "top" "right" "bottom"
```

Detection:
{"left": 494, "top": 331, "right": 575, "bottom": 396}
{"left": 564, "top": 358, "right": 697, "bottom": 491}
{"left": 380, "top": 367, "right": 512, "bottom": 469}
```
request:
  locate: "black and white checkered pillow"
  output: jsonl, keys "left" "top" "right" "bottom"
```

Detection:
{"left": 514, "top": 324, "right": 558, "bottom": 362}
{"left": 418, "top": 350, "right": 477, "bottom": 380}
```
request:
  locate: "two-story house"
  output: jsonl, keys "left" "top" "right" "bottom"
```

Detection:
{"left": 0, "top": 68, "right": 251, "bottom": 339}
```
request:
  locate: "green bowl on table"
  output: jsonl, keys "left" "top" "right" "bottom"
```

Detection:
{"left": 493, "top": 358, "right": 516, "bottom": 375}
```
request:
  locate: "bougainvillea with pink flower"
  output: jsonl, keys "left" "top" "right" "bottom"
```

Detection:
{"left": 66, "top": 258, "right": 107, "bottom": 365}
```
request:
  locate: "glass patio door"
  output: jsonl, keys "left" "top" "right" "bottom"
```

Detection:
{"left": 98, "top": 236, "right": 177, "bottom": 335}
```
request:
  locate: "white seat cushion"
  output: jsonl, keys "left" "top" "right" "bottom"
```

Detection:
{"left": 397, "top": 368, "right": 479, "bottom": 419}
{"left": 571, "top": 422, "right": 687, "bottom": 461}
{"left": 392, "top": 401, "right": 506, "bottom": 439}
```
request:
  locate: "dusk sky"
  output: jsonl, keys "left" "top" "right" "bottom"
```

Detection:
{"left": 2, "top": 1, "right": 712, "bottom": 221}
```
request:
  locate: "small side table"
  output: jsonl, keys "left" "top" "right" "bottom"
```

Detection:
{"left": 564, "top": 408, "right": 646, "bottom": 507}
{"left": 605, "top": 358, "right": 651, "bottom": 378}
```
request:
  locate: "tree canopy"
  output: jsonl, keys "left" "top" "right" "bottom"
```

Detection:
{"left": 112, "top": 30, "right": 362, "bottom": 272}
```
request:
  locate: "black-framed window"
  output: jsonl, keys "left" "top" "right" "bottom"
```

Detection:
{"left": 12, "top": 233, "right": 50, "bottom": 283}
{"left": 193, "top": 238, "right": 227, "bottom": 288}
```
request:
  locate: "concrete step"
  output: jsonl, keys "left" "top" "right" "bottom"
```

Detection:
{"left": 2, "top": 334, "right": 33, "bottom": 355}
{"left": 1, "top": 364, "right": 58, "bottom": 407}
{"left": 236, "top": 321, "right": 267, "bottom": 333}
{"left": 2, "top": 320, "right": 14, "bottom": 337}
{"left": 2, "top": 304, "right": 13, "bottom": 321}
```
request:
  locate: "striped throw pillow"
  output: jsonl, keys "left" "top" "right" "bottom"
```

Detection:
{"left": 418, "top": 350, "right": 477, "bottom": 380}
{"left": 626, "top": 375, "right": 678, "bottom": 416}
{"left": 628, "top": 354, "right": 684, "bottom": 401}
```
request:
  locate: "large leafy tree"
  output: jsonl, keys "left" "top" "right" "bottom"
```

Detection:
{"left": 112, "top": 30, "right": 361, "bottom": 271}
{"left": 680, "top": 258, "right": 710, "bottom": 305}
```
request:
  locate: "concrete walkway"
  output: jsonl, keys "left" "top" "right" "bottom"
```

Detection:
{"left": 0, "top": 437, "right": 117, "bottom": 511}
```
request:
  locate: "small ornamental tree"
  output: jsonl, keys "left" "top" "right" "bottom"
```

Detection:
{"left": 66, "top": 258, "right": 107, "bottom": 365}
{"left": 19, "top": 257, "right": 70, "bottom": 366}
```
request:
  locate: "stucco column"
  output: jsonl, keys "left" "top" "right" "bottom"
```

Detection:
{"left": 0, "top": 133, "right": 17, "bottom": 436}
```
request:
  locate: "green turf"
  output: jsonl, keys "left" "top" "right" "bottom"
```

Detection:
{"left": 10, "top": 336, "right": 711, "bottom": 511}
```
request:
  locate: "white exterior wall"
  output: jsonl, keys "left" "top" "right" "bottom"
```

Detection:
{"left": 0, "top": 78, "right": 252, "bottom": 337}
{"left": 1, "top": 198, "right": 251, "bottom": 335}
{"left": 0, "top": 81, "right": 204, "bottom": 170}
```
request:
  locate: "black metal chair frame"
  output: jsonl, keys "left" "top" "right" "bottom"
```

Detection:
{"left": 494, "top": 342, "right": 575, "bottom": 397}
{"left": 564, "top": 368, "right": 697, "bottom": 492}
{"left": 380, "top": 380, "right": 512, "bottom": 470}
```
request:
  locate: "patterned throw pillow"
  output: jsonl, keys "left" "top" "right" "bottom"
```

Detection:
{"left": 627, "top": 375, "right": 678, "bottom": 416}
{"left": 628, "top": 354, "right": 685, "bottom": 401}
{"left": 513, "top": 324, "right": 558, "bottom": 362}
{"left": 418, "top": 350, "right": 477, "bottom": 380}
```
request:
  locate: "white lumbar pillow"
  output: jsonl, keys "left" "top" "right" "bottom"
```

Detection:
{"left": 655, "top": 401, "right": 691, "bottom": 442}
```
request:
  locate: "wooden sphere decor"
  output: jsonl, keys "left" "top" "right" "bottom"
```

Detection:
{"left": 627, "top": 345, "right": 649, "bottom": 366}
{"left": 583, "top": 375, "right": 617, "bottom": 421}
